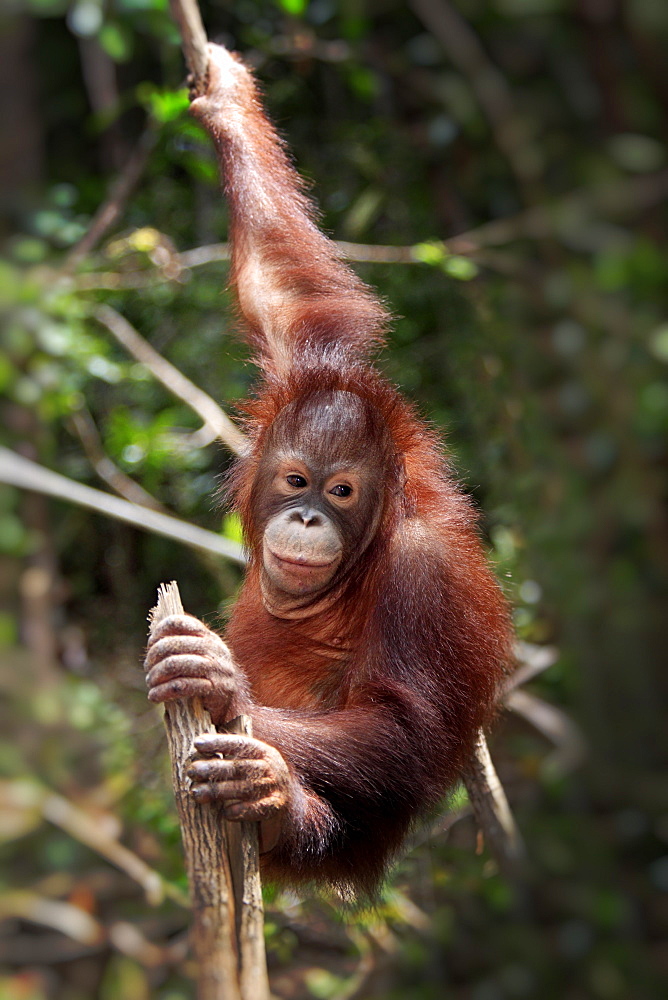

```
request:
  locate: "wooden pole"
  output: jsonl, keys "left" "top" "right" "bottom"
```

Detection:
{"left": 148, "top": 582, "right": 269, "bottom": 1000}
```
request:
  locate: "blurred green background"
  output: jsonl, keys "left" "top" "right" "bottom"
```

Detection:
{"left": 1, "top": 0, "right": 667, "bottom": 997}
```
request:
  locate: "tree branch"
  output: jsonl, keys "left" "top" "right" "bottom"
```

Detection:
{"left": 149, "top": 581, "right": 268, "bottom": 1000}
{"left": 0, "top": 446, "right": 245, "bottom": 565}
{"left": 64, "top": 128, "right": 156, "bottom": 273}
{"left": 94, "top": 304, "right": 247, "bottom": 457}
{"left": 505, "top": 689, "right": 585, "bottom": 777}
{"left": 463, "top": 732, "right": 524, "bottom": 877}
{"left": 69, "top": 406, "right": 167, "bottom": 512}
{"left": 168, "top": 0, "right": 209, "bottom": 94}
{"left": 504, "top": 640, "right": 559, "bottom": 695}
{"left": 42, "top": 792, "right": 172, "bottom": 906}
{"left": 66, "top": 162, "right": 668, "bottom": 295}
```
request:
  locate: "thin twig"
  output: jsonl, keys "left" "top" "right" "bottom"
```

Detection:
{"left": 108, "top": 921, "right": 179, "bottom": 968}
{"left": 94, "top": 304, "right": 247, "bottom": 457}
{"left": 0, "top": 897, "right": 184, "bottom": 965}
{"left": 161, "top": 163, "right": 668, "bottom": 268}
{"left": 176, "top": 424, "right": 220, "bottom": 450}
{"left": 179, "top": 239, "right": 518, "bottom": 268}
{"left": 445, "top": 168, "right": 668, "bottom": 253}
{"left": 73, "top": 271, "right": 170, "bottom": 291}
{"left": 504, "top": 640, "right": 559, "bottom": 695}
{"left": 64, "top": 128, "right": 157, "bottom": 273}
{"left": 505, "top": 689, "right": 585, "bottom": 776}
{"left": 67, "top": 163, "right": 668, "bottom": 293}
{"left": 412, "top": 804, "right": 471, "bottom": 851}
{"left": 41, "top": 792, "right": 174, "bottom": 906}
{"left": 410, "top": 0, "right": 542, "bottom": 199}
{"left": 70, "top": 407, "right": 167, "bottom": 512}
{"left": 0, "top": 891, "right": 102, "bottom": 944}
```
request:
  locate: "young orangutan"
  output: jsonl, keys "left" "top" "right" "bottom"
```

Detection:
{"left": 145, "top": 44, "right": 512, "bottom": 896}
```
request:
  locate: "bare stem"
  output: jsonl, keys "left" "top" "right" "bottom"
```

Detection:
{"left": 150, "top": 583, "right": 240, "bottom": 999}
{"left": 94, "top": 304, "right": 247, "bottom": 457}
{"left": 149, "top": 582, "right": 269, "bottom": 1000}
{"left": 70, "top": 407, "right": 167, "bottom": 511}
{"left": 0, "top": 446, "right": 245, "bottom": 564}
{"left": 464, "top": 732, "right": 524, "bottom": 877}
{"left": 64, "top": 129, "right": 156, "bottom": 273}
{"left": 169, "top": 0, "right": 209, "bottom": 94}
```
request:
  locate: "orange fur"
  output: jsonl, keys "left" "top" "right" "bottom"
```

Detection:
{"left": 190, "top": 45, "right": 512, "bottom": 895}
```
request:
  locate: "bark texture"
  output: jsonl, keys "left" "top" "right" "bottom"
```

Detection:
{"left": 149, "top": 582, "right": 268, "bottom": 1000}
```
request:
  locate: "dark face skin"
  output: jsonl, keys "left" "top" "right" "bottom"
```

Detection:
{"left": 251, "top": 391, "right": 392, "bottom": 603}
{"left": 262, "top": 455, "right": 370, "bottom": 596}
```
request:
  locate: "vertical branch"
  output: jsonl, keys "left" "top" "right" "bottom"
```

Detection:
{"left": 169, "top": 0, "right": 210, "bottom": 94}
{"left": 224, "top": 716, "right": 270, "bottom": 1000}
{"left": 148, "top": 582, "right": 268, "bottom": 1000}
{"left": 149, "top": 583, "right": 239, "bottom": 1000}
{"left": 464, "top": 731, "right": 524, "bottom": 877}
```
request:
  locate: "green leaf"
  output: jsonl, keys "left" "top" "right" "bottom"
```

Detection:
{"left": 99, "top": 956, "right": 150, "bottom": 1000}
{"left": 179, "top": 151, "right": 219, "bottom": 185}
{"left": 343, "top": 187, "right": 383, "bottom": 237}
{"left": 608, "top": 132, "right": 665, "bottom": 173}
{"left": 26, "top": 0, "right": 69, "bottom": 13}
{"left": 443, "top": 255, "right": 479, "bottom": 280}
{"left": 99, "top": 22, "right": 134, "bottom": 62}
{"left": 412, "top": 241, "right": 447, "bottom": 266}
{"left": 0, "top": 262, "right": 21, "bottom": 306}
{"left": 649, "top": 324, "right": 668, "bottom": 363}
{"left": 0, "top": 354, "right": 16, "bottom": 392}
{"left": 347, "top": 66, "right": 378, "bottom": 101}
{"left": 304, "top": 969, "right": 349, "bottom": 1000}
{"left": 137, "top": 84, "right": 189, "bottom": 123}
{"left": 276, "top": 0, "right": 308, "bottom": 13}
{"left": 449, "top": 783, "right": 469, "bottom": 811}
{"left": 10, "top": 238, "right": 48, "bottom": 264}
{"left": 117, "top": 0, "right": 166, "bottom": 11}
{"left": 0, "top": 515, "right": 28, "bottom": 555}
{"left": 222, "top": 513, "right": 244, "bottom": 545}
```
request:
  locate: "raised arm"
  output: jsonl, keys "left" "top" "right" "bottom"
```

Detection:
{"left": 190, "top": 44, "right": 388, "bottom": 372}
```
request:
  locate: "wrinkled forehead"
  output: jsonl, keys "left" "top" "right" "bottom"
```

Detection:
{"left": 267, "top": 390, "right": 390, "bottom": 467}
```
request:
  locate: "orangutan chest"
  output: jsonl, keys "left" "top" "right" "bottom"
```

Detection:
{"left": 231, "top": 635, "right": 350, "bottom": 712}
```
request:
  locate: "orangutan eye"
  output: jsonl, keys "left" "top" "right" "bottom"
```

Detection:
{"left": 286, "top": 474, "right": 307, "bottom": 488}
{"left": 330, "top": 484, "right": 353, "bottom": 498}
